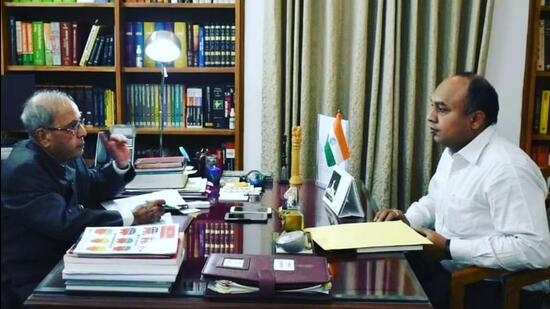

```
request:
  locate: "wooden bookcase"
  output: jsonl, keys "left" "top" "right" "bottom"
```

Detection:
{"left": 521, "top": 0, "right": 550, "bottom": 178}
{"left": 0, "top": 0, "right": 244, "bottom": 169}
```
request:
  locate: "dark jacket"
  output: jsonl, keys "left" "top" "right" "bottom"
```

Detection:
{"left": 1, "top": 139, "right": 135, "bottom": 304}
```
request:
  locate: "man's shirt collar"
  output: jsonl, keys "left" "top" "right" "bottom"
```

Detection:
{"left": 451, "top": 125, "right": 496, "bottom": 164}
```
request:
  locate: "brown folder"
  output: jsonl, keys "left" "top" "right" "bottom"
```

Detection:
{"left": 201, "top": 253, "right": 331, "bottom": 299}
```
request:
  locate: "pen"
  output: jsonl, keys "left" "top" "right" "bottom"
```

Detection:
{"left": 163, "top": 204, "right": 188, "bottom": 210}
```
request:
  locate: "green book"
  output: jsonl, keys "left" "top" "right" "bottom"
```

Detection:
{"left": 32, "top": 21, "right": 45, "bottom": 66}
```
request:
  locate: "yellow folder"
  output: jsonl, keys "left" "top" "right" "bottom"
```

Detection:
{"left": 305, "top": 221, "right": 432, "bottom": 253}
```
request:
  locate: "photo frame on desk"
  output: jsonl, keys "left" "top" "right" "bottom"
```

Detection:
{"left": 322, "top": 165, "right": 365, "bottom": 219}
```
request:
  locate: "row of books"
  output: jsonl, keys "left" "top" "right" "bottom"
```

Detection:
{"left": 186, "top": 220, "right": 242, "bottom": 260}
{"left": 62, "top": 224, "right": 184, "bottom": 294}
{"left": 9, "top": 0, "right": 111, "bottom": 2}
{"left": 533, "top": 89, "right": 550, "bottom": 134}
{"left": 124, "top": 83, "right": 234, "bottom": 129}
{"left": 125, "top": 21, "right": 235, "bottom": 68}
{"left": 531, "top": 144, "right": 550, "bottom": 167}
{"left": 123, "top": 0, "right": 234, "bottom": 3}
{"left": 36, "top": 85, "right": 115, "bottom": 128}
{"left": 79, "top": 23, "right": 114, "bottom": 66}
{"left": 7, "top": 18, "right": 114, "bottom": 67}
{"left": 536, "top": 19, "right": 550, "bottom": 71}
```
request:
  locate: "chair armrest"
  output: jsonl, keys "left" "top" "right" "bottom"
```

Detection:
{"left": 501, "top": 267, "right": 550, "bottom": 309}
{"left": 450, "top": 266, "right": 506, "bottom": 309}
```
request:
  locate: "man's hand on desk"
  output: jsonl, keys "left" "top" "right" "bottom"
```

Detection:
{"left": 373, "top": 209, "right": 410, "bottom": 225}
{"left": 415, "top": 227, "right": 448, "bottom": 262}
{"left": 132, "top": 199, "right": 165, "bottom": 225}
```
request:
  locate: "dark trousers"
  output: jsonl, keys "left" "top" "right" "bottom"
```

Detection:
{"left": 405, "top": 252, "right": 546, "bottom": 309}
{"left": 1, "top": 278, "right": 36, "bottom": 309}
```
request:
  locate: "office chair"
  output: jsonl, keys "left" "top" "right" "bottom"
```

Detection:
{"left": 450, "top": 201, "right": 550, "bottom": 309}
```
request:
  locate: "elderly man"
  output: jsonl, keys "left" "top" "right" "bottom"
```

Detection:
{"left": 375, "top": 74, "right": 550, "bottom": 309}
{"left": 1, "top": 90, "right": 165, "bottom": 308}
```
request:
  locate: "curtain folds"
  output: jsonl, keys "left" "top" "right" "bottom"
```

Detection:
{"left": 262, "top": 0, "right": 494, "bottom": 210}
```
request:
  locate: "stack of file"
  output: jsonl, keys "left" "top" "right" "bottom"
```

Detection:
{"left": 62, "top": 224, "right": 184, "bottom": 294}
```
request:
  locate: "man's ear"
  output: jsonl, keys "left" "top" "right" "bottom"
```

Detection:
{"left": 34, "top": 128, "right": 51, "bottom": 148}
{"left": 470, "top": 111, "right": 486, "bottom": 130}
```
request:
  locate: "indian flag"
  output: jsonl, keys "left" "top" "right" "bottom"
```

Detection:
{"left": 324, "top": 112, "right": 350, "bottom": 167}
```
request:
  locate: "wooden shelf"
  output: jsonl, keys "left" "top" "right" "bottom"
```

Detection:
{"left": 6, "top": 65, "right": 115, "bottom": 72}
{"left": 122, "top": 67, "right": 234, "bottom": 74}
{"left": 135, "top": 128, "right": 234, "bottom": 136}
{"left": 541, "top": 5, "right": 550, "bottom": 12}
{"left": 536, "top": 71, "right": 550, "bottom": 77}
{"left": 3, "top": 3, "right": 114, "bottom": 8}
{"left": 122, "top": 3, "right": 234, "bottom": 9}
{"left": 533, "top": 134, "right": 550, "bottom": 141}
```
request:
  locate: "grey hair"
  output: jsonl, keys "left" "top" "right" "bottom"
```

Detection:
{"left": 20, "top": 90, "right": 76, "bottom": 136}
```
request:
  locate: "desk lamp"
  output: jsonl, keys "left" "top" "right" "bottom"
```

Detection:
{"left": 144, "top": 30, "right": 182, "bottom": 157}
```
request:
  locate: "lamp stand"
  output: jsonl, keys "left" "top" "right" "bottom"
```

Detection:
{"left": 159, "top": 64, "right": 167, "bottom": 157}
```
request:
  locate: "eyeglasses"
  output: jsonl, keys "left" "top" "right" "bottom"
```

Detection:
{"left": 43, "top": 119, "right": 85, "bottom": 136}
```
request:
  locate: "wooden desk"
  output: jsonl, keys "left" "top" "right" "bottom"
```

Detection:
{"left": 25, "top": 182, "right": 431, "bottom": 308}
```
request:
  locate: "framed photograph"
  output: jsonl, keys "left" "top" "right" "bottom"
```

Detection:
{"left": 322, "top": 165, "right": 365, "bottom": 219}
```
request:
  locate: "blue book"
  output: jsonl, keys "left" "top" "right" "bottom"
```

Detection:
{"left": 198, "top": 26, "right": 205, "bottom": 67}
{"left": 154, "top": 22, "right": 164, "bottom": 31}
{"left": 133, "top": 22, "right": 144, "bottom": 68}
{"left": 124, "top": 22, "right": 135, "bottom": 67}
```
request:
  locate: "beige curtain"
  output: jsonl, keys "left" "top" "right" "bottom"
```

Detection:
{"left": 262, "top": 0, "right": 494, "bottom": 210}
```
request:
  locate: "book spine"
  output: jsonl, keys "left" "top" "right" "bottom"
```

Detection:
{"left": 15, "top": 20, "right": 23, "bottom": 64}
{"left": 198, "top": 25, "right": 205, "bottom": 67}
{"left": 43, "top": 22, "right": 53, "bottom": 66}
{"left": 230, "top": 24, "right": 235, "bottom": 66}
{"left": 87, "top": 34, "right": 102, "bottom": 66}
{"left": 538, "top": 20, "right": 545, "bottom": 71}
{"left": 124, "top": 22, "right": 135, "bottom": 67}
{"left": 60, "top": 22, "right": 72, "bottom": 66}
{"left": 71, "top": 22, "right": 79, "bottom": 65}
{"left": 540, "top": 90, "right": 550, "bottom": 135}
{"left": 174, "top": 22, "right": 187, "bottom": 68}
{"left": 143, "top": 22, "right": 155, "bottom": 67}
{"left": 186, "top": 23, "right": 193, "bottom": 67}
{"left": 91, "top": 35, "right": 106, "bottom": 65}
{"left": 192, "top": 24, "right": 199, "bottom": 67}
{"left": 9, "top": 17, "right": 18, "bottom": 65}
{"left": 50, "top": 22, "right": 62, "bottom": 65}
{"left": 134, "top": 21, "right": 144, "bottom": 67}
{"left": 79, "top": 24, "right": 98, "bottom": 66}
{"left": 534, "top": 87, "right": 542, "bottom": 133}
{"left": 545, "top": 19, "right": 550, "bottom": 71}
{"left": 32, "top": 21, "right": 45, "bottom": 66}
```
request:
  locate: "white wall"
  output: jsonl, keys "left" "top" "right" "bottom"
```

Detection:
{"left": 243, "top": 0, "right": 264, "bottom": 171}
{"left": 485, "top": 0, "right": 530, "bottom": 144}
{"left": 243, "top": 0, "right": 529, "bottom": 170}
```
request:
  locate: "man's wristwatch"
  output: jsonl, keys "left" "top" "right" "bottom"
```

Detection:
{"left": 444, "top": 239, "right": 452, "bottom": 260}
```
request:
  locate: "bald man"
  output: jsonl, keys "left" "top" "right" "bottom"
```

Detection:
{"left": 375, "top": 74, "right": 550, "bottom": 309}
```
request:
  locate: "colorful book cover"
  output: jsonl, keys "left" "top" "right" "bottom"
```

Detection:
{"left": 134, "top": 21, "right": 144, "bottom": 67}
{"left": 50, "top": 22, "right": 61, "bottom": 65}
{"left": 540, "top": 90, "right": 550, "bottom": 134}
{"left": 125, "top": 22, "right": 135, "bottom": 67}
{"left": 73, "top": 224, "right": 179, "bottom": 256}
{"left": 43, "top": 22, "right": 53, "bottom": 65}
{"left": 32, "top": 21, "right": 45, "bottom": 66}
{"left": 143, "top": 22, "right": 155, "bottom": 67}
{"left": 174, "top": 21, "right": 187, "bottom": 68}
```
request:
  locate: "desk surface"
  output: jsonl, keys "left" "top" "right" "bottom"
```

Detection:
{"left": 25, "top": 182, "right": 431, "bottom": 308}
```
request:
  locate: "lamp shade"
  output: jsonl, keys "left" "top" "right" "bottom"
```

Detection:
{"left": 145, "top": 31, "right": 182, "bottom": 63}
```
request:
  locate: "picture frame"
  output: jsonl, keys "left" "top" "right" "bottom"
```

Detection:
{"left": 322, "top": 165, "right": 365, "bottom": 219}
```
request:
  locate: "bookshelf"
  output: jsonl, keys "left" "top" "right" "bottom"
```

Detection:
{"left": 0, "top": 0, "right": 244, "bottom": 170}
{"left": 521, "top": 0, "right": 550, "bottom": 178}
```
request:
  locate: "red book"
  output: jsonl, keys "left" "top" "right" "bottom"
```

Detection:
{"left": 71, "top": 22, "right": 79, "bottom": 65}
{"left": 60, "top": 22, "right": 73, "bottom": 66}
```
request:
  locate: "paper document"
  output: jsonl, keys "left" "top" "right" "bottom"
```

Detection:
{"left": 180, "top": 177, "right": 207, "bottom": 193}
{"left": 305, "top": 221, "right": 432, "bottom": 252}
{"left": 101, "top": 189, "right": 186, "bottom": 213}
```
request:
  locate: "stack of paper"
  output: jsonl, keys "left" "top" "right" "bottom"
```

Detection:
{"left": 62, "top": 224, "right": 184, "bottom": 294}
{"left": 305, "top": 221, "right": 432, "bottom": 253}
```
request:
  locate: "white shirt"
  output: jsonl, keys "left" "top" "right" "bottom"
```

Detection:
{"left": 405, "top": 126, "right": 550, "bottom": 289}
